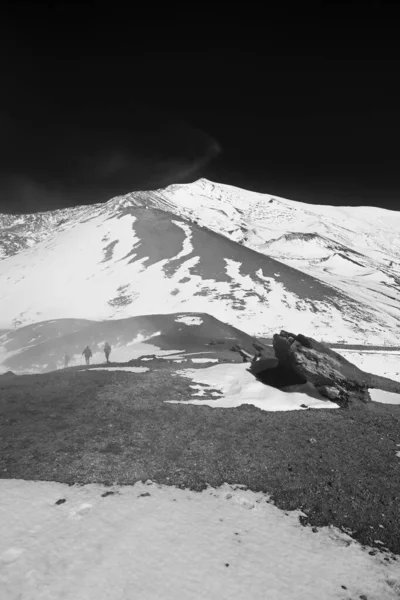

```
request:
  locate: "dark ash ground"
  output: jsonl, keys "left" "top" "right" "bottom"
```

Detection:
{"left": 1, "top": 363, "right": 399, "bottom": 559}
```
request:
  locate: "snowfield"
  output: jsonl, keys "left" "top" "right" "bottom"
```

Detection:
{"left": 1, "top": 479, "right": 399, "bottom": 600}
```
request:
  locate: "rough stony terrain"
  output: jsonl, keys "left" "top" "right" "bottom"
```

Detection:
{"left": 1, "top": 365, "right": 400, "bottom": 558}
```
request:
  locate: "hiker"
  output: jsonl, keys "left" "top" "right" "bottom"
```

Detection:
{"left": 64, "top": 353, "right": 70, "bottom": 368}
{"left": 82, "top": 345, "right": 92, "bottom": 366}
{"left": 104, "top": 342, "right": 111, "bottom": 363}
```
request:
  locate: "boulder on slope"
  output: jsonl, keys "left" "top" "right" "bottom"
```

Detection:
{"left": 271, "top": 331, "right": 372, "bottom": 408}
{"left": 248, "top": 331, "right": 374, "bottom": 408}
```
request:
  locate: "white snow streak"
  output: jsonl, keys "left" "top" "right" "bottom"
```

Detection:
{"left": 86, "top": 367, "right": 149, "bottom": 373}
{"left": 170, "top": 221, "right": 193, "bottom": 259}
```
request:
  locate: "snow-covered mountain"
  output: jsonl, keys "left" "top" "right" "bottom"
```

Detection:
{"left": 1, "top": 179, "right": 399, "bottom": 345}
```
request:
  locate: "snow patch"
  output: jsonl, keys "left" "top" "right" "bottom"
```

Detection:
{"left": 191, "top": 358, "right": 219, "bottom": 363}
{"left": 175, "top": 315, "right": 203, "bottom": 326}
{"left": 168, "top": 363, "right": 339, "bottom": 411}
{"left": 369, "top": 388, "right": 400, "bottom": 405}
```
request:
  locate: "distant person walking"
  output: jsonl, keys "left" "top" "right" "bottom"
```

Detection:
{"left": 104, "top": 342, "right": 111, "bottom": 364}
{"left": 64, "top": 353, "right": 70, "bottom": 368}
{"left": 82, "top": 346, "right": 92, "bottom": 366}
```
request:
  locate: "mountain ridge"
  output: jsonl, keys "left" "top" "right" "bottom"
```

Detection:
{"left": 1, "top": 179, "right": 399, "bottom": 345}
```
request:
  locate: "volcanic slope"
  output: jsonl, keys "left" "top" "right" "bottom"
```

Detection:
{"left": 0, "top": 200, "right": 395, "bottom": 344}
{"left": 120, "top": 179, "right": 400, "bottom": 332}
{"left": 0, "top": 312, "right": 258, "bottom": 374}
{"left": 2, "top": 179, "right": 400, "bottom": 341}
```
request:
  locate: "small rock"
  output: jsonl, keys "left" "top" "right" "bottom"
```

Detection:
{"left": 225, "top": 563, "right": 230, "bottom": 567}
{"left": 308, "top": 438, "right": 317, "bottom": 444}
{"left": 101, "top": 491, "right": 115, "bottom": 498}
{"left": 55, "top": 498, "right": 66, "bottom": 505}
{"left": 138, "top": 492, "right": 151, "bottom": 497}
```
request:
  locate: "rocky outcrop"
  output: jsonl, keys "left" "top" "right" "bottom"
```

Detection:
{"left": 234, "top": 330, "right": 400, "bottom": 407}
{"left": 271, "top": 331, "right": 371, "bottom": 408}
{"left": 243, "top": 332, "right": 374, "bottom": 408}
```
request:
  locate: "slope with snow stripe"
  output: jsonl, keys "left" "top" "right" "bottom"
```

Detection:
{"left": 1, "top": 178, "right": 400, "bottom": 343}
{"left": 119, "top": 180, "right": 400, "bottom": 329}
{"left": 3, "top": 178, "right": 400, "bottom": 267}
{"left": 122, "top": 179, "right": 400, "bottom": 263}
{"left": 0, "top": 204, "right": 397, "bottom": 343}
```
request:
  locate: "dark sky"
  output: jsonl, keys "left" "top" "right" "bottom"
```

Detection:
{"left": 1, "top": 1, "right": 400, "bottom": 213}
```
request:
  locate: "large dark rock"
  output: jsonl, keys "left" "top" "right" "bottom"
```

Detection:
{"left": 236, "top": 331, "right": 400, "bottom": 407}
{"left": 271, "top": 331, "right": 371, "bottom": 408}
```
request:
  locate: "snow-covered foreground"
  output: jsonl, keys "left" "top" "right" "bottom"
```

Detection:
{"left": 1, "top": 480, "right": 399, "bottom": 600}
{"left": 168, "top": 363, "right": 339, "bottom": 410}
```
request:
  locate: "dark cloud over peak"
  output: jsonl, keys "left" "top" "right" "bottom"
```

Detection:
{"left": 0, "top": 108, "right": 221, "bottom": 212}
{"left": 1, "top": 3, "right": 400, "bottom": 212}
